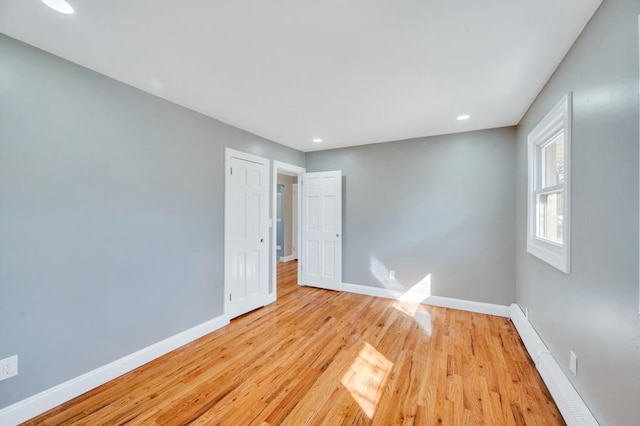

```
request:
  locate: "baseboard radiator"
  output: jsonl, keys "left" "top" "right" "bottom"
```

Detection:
{"left": 509, "top": 304, "right": 598, "bottom": 426}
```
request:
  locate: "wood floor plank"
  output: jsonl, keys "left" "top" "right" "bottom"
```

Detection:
{"left": 22, "top": 261, "right": 564, "bottom": 425}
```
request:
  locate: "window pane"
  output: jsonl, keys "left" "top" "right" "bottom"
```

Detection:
{"left": 543, "top": 133, "right": 564, "bottom": 187}
{"left": 537, "top": 191, "right": 564, "bottom": 244}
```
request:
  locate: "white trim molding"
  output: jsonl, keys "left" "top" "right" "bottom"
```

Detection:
{"left": 341, "top": 282, "right": 510, "bottom": 317}
{"left": 280, "top": 255, "right": 296, "bottom": 262}
{"left": 509, "top": 304, "right": 548, "bottom": 366}
{"left": 0, "top": 315, "right": 229, "bottom": 425}
{"left": 271, "top": 160, "right": 306, "bottom": 296}
{"left": 526, "top": 93, "right": 572, "bottom": 273}
{"left": 509, "top": 304, "right": 598, "bottom": 426}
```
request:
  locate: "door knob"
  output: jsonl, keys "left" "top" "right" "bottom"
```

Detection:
{"left": 260, "top": 238, "right": 264, "bottom": 243}
{"left": 336, "top": 234, "right": 340, "bottom": 237}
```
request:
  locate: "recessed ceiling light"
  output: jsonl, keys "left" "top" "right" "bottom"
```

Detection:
{"left": 312, "top": 138, "right": 322, "bottom": 143}
{"left": 42, "top": 0, "right": 74, "bottom": 14}
{"left": 457, "top": 114, "right": 471, "bottom": 121}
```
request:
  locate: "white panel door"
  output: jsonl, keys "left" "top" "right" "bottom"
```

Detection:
{"left": 300, "top": 171, "right": 342, "bottom": 291}
{"left": 225, "top": 150, "right": 269, "bottom": 319}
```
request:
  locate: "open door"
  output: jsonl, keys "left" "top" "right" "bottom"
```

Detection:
{"left": 300, "top": 171, "right": 342, "bottom": 291}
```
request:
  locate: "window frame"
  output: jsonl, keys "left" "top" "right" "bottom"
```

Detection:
{"left": 527, "top": 93, "right": 572, "bottom": 273}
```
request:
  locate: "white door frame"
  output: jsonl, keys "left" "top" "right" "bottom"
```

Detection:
{"left": 270, "top": 161, "right": 306, "bottom": 303}
{"left": 292, "top": 183, "right": 298, "bottom": 260}
{"left": 224, "top": 147, "right": 271, "bottom": 318}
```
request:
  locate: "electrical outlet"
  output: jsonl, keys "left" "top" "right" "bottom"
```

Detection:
{"left": 569, "top": 351, "right": 577, "bottom": 376}
{"left": 388, "top": 270, "right": 396, "bottom": 279}
{"left": 0, "top": 355, "right": 18, "bottom": 381}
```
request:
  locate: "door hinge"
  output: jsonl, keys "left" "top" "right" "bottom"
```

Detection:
{"left": 229, "top": 293, "right": 232, "bottom": 302}
{"left": 230, "top": 167, "right": 233, "bottom": 175}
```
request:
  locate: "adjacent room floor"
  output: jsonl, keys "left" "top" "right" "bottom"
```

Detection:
{"left": 24, "top": 261, "right": 564, "bottom": 425}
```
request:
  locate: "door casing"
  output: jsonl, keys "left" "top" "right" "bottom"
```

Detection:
{"left": 270, "top": 161, "right": 306, "bottom": 303}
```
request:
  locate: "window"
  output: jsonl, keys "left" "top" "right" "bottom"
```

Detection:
{"left": 527, "top": 93, "right": 572, "bottom": 273}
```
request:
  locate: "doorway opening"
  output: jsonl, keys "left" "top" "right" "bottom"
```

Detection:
{"left": 271, "top": 161, "right": 305, "bottom": 303}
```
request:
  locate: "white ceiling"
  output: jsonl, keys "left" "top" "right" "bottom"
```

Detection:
{"left": 0, "top": 1, "right": 601, "bottom": 152}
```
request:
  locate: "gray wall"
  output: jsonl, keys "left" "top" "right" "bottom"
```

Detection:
{"left": 4, "top": 2, "right": 638, "bottom": 421}
{"left": 306, "top": 127, "right": 516, "bottom": 305}
{"left": 0, "top": 34, "right": 304, "bottom": 408}
{"left": 515, "top": 1, "right": 640, "bottom": 424}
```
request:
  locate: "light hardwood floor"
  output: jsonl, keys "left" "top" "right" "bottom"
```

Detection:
{"left": 24, "top": 261, "right": 564, "bottom": 425}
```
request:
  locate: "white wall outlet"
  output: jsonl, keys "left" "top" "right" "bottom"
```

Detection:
{"left": 569, "top": 351, "right": 577, "bottom": 376}
{"left": 388, "top": 270, "right": 396, "bottom": 279}
{"left": 0, "top": 355, "right": 18, "bottom": 381}
{"left": 525, "top": 307, "right": 529, "bottom": 320}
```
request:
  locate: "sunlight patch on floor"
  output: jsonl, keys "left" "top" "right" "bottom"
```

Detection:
{"left": 392, "top": 300, "right": 432, "bottom": 336}
{"left": 370, "top": 255, "right": 434, "bottom": 336}
{"left": 392, "top": 274, "right": 432, "bottom": 335}
{"left": 341, "top": 342, "right": 394, "bottom": 418}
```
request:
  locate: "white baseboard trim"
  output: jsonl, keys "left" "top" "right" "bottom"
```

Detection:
{"left": 0, "top": 297, "right": 598, "bottom": 426}
{"left": 509, "top": 304, "right": 548, "bottom": 366}
{"left": 509, "top": 304, "right": 598, "bottom": 426}
{"left": 538, "top": 353, "right": 598, "bottom": 426}
{"left": 279, "top": 255, "right": 295, "bottom": 262}
{"left": 341, "top": 282, "right": 510, "bottom": 317}
{"left": 0, "top": 315, "right": 229, "bottom": 426}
